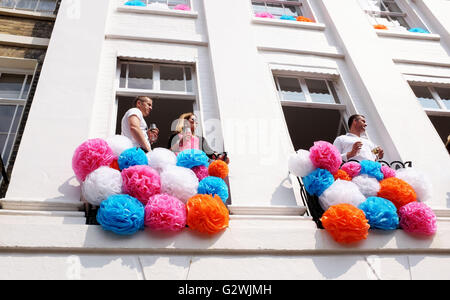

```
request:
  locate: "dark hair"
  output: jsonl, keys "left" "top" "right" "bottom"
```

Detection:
{"left": 348, "top": 114, "right": 364, "bottom": 129}
{"left": 134, "top": 96, "right": 152, "bottom": 106}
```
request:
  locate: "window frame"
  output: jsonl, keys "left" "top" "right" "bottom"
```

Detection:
{"left": 0, "top": 71, "right": 33, "bottom": 102}
{"left": 140, "top": 0, "right": 191, "bottom": 8}
{"left": 0, "top": 0, "right": 57, "bottom": 13}
{"left": 252, "top": 0, "right": 304, "bottom": 18}
{"left": 410, "top": 83, "right": 450, "bottom": 116}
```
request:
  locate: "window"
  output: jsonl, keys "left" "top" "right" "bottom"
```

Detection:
{"left": 359, "top": 0, "right": 413, "bottom": 31}
{"left": 0, "top": 72, "right": 32, "bottom": 167}
{"left": 274, "top": 75, "right": 347, "bottom": 150}
{"left": 127, "top": 0, "right": 190, "bottom": 9}
{"left": 252, "top": 0, "right": 304, "bottom": 18}
{"left": 0, "top": 0, "right": 57, "bottom": 13}
{"left": 410, "top": 84, "right": 450, "bottom": 146}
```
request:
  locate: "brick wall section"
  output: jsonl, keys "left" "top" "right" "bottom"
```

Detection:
{"left": 0, "top": 15, "right": 54, "bottom": 38}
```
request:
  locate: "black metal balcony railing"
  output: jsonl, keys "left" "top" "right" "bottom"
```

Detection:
{"left": 298, "top": 160, "right": 412, "bottom": 229}
{"left": 0, "top": 154, "right": 9, "bottom": 185}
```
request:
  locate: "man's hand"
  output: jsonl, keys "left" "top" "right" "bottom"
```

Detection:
{"left": 347, "top": 141, "right": 362, "bottom": 159}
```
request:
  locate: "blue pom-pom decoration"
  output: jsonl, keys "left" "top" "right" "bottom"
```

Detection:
{"left": 360, "top": 160, "right": 384, "bottom": 181}
{"left": 280, "top": 15, "right": 296, "bottom": 21}
{"left": 408, "top": 27, "right": 430, "bottom": 34}
{"left": 359, "top": 196, "right": 399, "bottom": 230}
{"left": 96, "top": 194, "right": 145, "bottom": 235}
{"left": 176, "top": 149, "right": 209, "bottom": 169}
{"left": 124, "top": 0, "right": 146, "bottom": 6}
{"left": 198, "top": 176, "right": 229, "bottom": 203}
{"left": 302, "top": 168, "right": 334, "bottom": 197}
{"left": 118, "top": 147, "right": 148, "bottom": 170}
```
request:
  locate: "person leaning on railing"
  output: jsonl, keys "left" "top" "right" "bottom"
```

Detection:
{"left": 333, "top": 114, "right": 384, "bottom": 162}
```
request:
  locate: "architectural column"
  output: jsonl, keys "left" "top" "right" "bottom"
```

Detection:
{"left": 320, "top": 0, "right": 450, "bottom": 209}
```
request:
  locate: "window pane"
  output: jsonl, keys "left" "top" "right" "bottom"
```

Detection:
{"left": 435, "top": 87, "right": 450, "bottom": 110}
{"left": 11, "top": 106, "right": 23, "bottom": 133}
{"left": 305, "top": 79, "right": 335, "bottom": 104}
{"left": 382, "top": 0, "right": 403, "bottom": 13}
{"left": 411, "top": 86, "right": 440, "bottom": 109}
{"left": 0, "top": 74, "right": 25, "bottom": 99}
{"left": 277, "top": 77, "right": 305, "bottom": 102}
{"left": 284, "top": 5, "right": 302, "bottom": 17}
{"left": 15, "top": 0, "right": 38, "bottom": 10}
{"left": 36, "top": 0, "right": 56, "bottom": 12}
{"left": 252, "top": 2, "right": 266, "bottom": 14}
{"left": 0, "top": 134, "right": 7, "bottom": 157}
{"left": 21, "top": 75, "right": 32, "bottom": 99}
{"left": 169, "top": 0, "right": 188, "bottom": 7}
{"left": 266, "top": 3, "right": 284, "bottom": 16}
{"left": 390, "top": 15, "right": 409, "bottom": 29}
{"left": 119, "top": 64, "right": 127, "bottom": 88}
{"left": 185, "top": 67, "right": 193, "bottom": 93}
{"left": 128, "top": 64, "right": 153, "bottom": 90}
{"left": 3, "top": 133, "right": 15, "bottom": 163}
{"left": 160, "top": 66, "right": 185, "bottom": 92}
{"left": 0, "top": 0, "right": 16, "bottom": 8}
{"left": 0, "top": 105, "right": 16, "bottom": 133}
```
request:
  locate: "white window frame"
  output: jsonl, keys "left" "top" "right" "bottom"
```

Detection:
{"left": 0, "top": 0, "right": 57, "bottom": 13}
{"left": 410, "top": 83, "right": 450, "bottom": 117}
{"left": 252, "top": 0, "right": 304, "bottom": 18}
{"left": 137, "top": 0, "right": 191, "bottom": 8}
{"left": 0, "top": 71, "right": 33, "bottom": 102}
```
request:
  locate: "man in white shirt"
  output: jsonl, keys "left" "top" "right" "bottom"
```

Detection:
{"left": 333, "top": 114, "right": 384, "bottom": 161}
{"left": 121, "top": 96, "right": 158, "bottom": 152}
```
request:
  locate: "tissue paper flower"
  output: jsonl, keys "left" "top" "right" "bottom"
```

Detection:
{"left": 359, "top": 197, "right": 399, "bottom": 230}
{"left": 147, "top": 147, "right": 177, "bottom": 173}
{"left": 378, "top": 177, "right": 417, "bottom": 210}
{"left": 303, "top": 168, "right": 334, "bottom": 197}
{"left": 408, "top": 27, "right": 430, "bottom": 34}
{"left": 374, "top": 24, "right": 388, "bottom": 30}
{"left": 296, "top": 16, "right": 314, "bottom": 22}
{"left": 122, "top": 165, "right": 161, "bottom": 205}
{"left": 280, "top": 15, "right": 296, "bottom": 21}
{"left": 173, "top": 4, "right": 190, "bottom": 11}
{"left": 321, "top": 203, "right": 370, "bottom": 244}
{"left": 118, "top": 147, "right": 148, "bottom": 170}
{"left": 395, "top": 167, "right": 432, "bottom": 202}
{"left": 124, "top": 0, "right": 146, "bottom": 6}
{"left": 333, "top": 169, "right": 352, "bottom": 181}
{"left": 96, "top": 194, "right": 145, "bottom": 235}
{"left": 398, "top": 202, "right": 437, "bottom": 236}
{"left": 352, "top": 174, "right": 381, "bottom": 198}
{"left": 144, "top": 194, "right": 186, "bottom": 232}
{"left": 341, "top": 161, "right": 361, "bottom": 178}
{"left": 72, "top": 138, "right": 115, "bottom": 182}
{"left": 208, "top": 160, "right": 229, "bottom": 179}
{"left": 186, "top": 194, "right": 229, "bottom": 235}
{"left": 105, "top": 135, "right": 134, "bottom": 157}
{"left": 319, "top": 179, "right": 366, "bottom": 211}
{"left": 255, "top": 12, "right": 274, "bottom": 18}
{"left": 309, "top": 141, "right": 342, "bottom": 174}
{"left": 381, "top": 165, "right": 396, "bottom": 179}
{"left": 81, "top": 166, "right": 123, "bottom": 206}
{"left": 160, "top": 165, "right": 199, "bottom": 203}
{"left": 360, "top": 160, "right": 384, "bottom": 181}
{"left": 176, "top": 149, "right": 209, "bottom": 169}
{"left": 198, "top": 176, "right": 229, "bottom": 204}
{"left": 192, "top": 165, "right": 209, "bottom": 181}
{"left": 288, "top": 149, "right": 316, "bottom": 178}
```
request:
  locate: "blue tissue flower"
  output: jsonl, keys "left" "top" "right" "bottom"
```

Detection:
{"left": 302, "top": 168, "right": 334, "bottom": 197}
{"left": 176, "top": 149, "right": 209, "bottom": 169}
{"left": 280, "top": 15, "right": 297, "bottom": 21}
{"left": 198, "top": 176, "right": 229, "bottom": 203}
{"left": 359, "top": 196, "right": 399, "bottom": 230}
{"left": 360, "top": 160, "right": 384, "bottom": 181}
{"left": 408, "top": 27, "right": 430, "bottom": 34}
{"left": 118, "top": 147, "right": 148, "bottom": 170}
{"left": 96, "top": 194, "right": 145, "bottom": 235}
{"left": 124, "top": 0, "right": 146, "bottom": 6}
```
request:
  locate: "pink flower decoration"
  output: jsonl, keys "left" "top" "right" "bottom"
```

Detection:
{"left": 144, "top": 194, "right": 187, "bottom": 232}
{"left": 191, "top": 165, "right": 209, "bottom": 181}
{"left": 122, "top": 165, "right": 161, "bottom": 205}
{"left": 398, "top": 202, "right": 437, "bottom": 236}
{"left": 173, "top": 4, "right": 190, "bottom": 11}
{"left": 309, "top": 141, "right": 342, "bottom": 174}
{"left": 381, "top": 165, "right": 396, "bottom": 179}
{"left": 255, "top": 12, "right": 274, "bottom": 18}
{"left": 72, "top": 138, "right": 116, "bottom": 182}
{"left": 341, "top": 161, "right": 361, "bottom": 178}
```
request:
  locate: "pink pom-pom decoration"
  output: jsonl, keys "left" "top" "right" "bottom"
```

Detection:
{"left": 309, "top": 141, "right": 342, "bottom": 174}
{"left": 144, "top": 194, "right": 187, "bottom": 232}
{"left": 173, "top": 4, "right": 190, "bottom": 11}
{"left": 122, "top": 165, "right": 161, "bottom": 205}
{"left": 398, "top": 202, "right": 437, "bottom": 236}
{"left": 192, "top": 165, "right": 209, "bottom": 181}
{"left": 72, "top": 138, "right": 116, "bottom": 182}
{"left": 255, "top": 12, "right": 274, "bottom": 18}
{"left": 340, "top": 161, "right": 361, "bottom": 178}
{"left": 381, "top": 165, "right": 396, "bottom": 179}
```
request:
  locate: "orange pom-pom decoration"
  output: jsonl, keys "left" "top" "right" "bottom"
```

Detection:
{"left": 373, "top": 24, "right": 388, "bottom": 30}
{"left": 186, "top": 194, "right": 229, "bottom": 235}
{"left": 208, "top": 160, "right": 229, "bottom": 179}
{"left": 296, "top": 16, "right": 314, "bottom": 22}
{"left": 333, "top": 169, "right": 352, "bottom": 181}
{"left": 109, "top": 158, "right": 120, "bottom": 171}
{"left": 320, "top": 204, "right": 370, "bottom": 244}
{"left": 377, "top": 177, "right": 417, "bottom": 210}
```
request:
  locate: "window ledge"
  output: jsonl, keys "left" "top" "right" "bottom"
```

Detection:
{"left": 0, "top": 7, "right": 56, "bottom": 20}
{"left": 281, "top": 100, "right": 346, "bottom": 110}
{"left": 375, "top": 29, "right": 440, "bottom": 41}
{"left": 425, "top": 109, "right": 450, "bottom": 117}
{"left": 252, "top": 17, "right": 326, "bottom": 31}
{"left": 117, "top": 5, "right": 198, "bottom": 18}
{"left": 116, "top": 88, "right": 196, "bottom": 100}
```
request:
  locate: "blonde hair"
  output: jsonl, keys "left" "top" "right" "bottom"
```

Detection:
{"left": 175, "top": 112, "right": 196, "bottom": 134}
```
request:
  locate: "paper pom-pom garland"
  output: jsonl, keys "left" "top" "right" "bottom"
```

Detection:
{"left": 124, "top": 0, "right": 146, "bottom": 6}
{"left": 319, "top": 179, "right": 365, "bottom": 211}
{"left": 381, "top": 165, "right": 396, "bottom": 179}
{"left": 118, "top": 147, "right": 148, "bottom": 170}
{"left": 340, "top": 161, "right": 361, "bottom": 178}
{"left": 280, "top": 15, "right": 296, "bottom": 21}
{"left": 208, "top": 160, "right": 229, "bottom": 179}
{"left": 72, "top": 138, "right": 115, "bottom": 182}
{"left": 395, "top": 167, "right": 432, "bottom": 202}
{"left": 176, "top": 149, "right": 209, "bottom": 169}
{"left": 398, "top": 202, "right": 437, "bottom": 236}
{"left": 121, "top": 165, "right": 161, "bottom": 205}
{"left": 81, "top": 166, "right": 122, "bottom": 206}
{"left": 378, "top": 177, "right": 417, "bottom": 210}
{"left": 96, "top": 194, "right": 145, "bottom": 235}
{"left": 288, "top": 149, "right": 316, "bottom": 178}
{"left": 198, "top": 176, "right": 229, "bottom": 203}
{"left": 309, "top": 141, "right": 342, "bottom": 174}
{"left": 296, "top": 16, "right": 314, "bottom": 22}
{"left": 147, "top": 147, "right": 177, "bottom": 173}
{"left": 359, "top": 197, "right": 399, "bottom": 230}
{"left": 351, "top": 174, "right": 380, "bottom": 198}
{"left": 303, "top": 168, "right": 334, "bottom": 197}
{"left": 173, "top": 4, "right": 190, "bottom": 11}
{"left": 186, "top": 194, "right": 229, "bottom": 235}
{"left": 160, "top": 165, "right": 199, "bottom": 203}
{"left": 408, "top": 27, "right": 430, "bottom": 34}
{"left": 255, "top": 12, "right": 274, "bottom": 18}
{"left": 333, "top": 169, "right": 351, "bottom": 181}
{"left": 374, "top": 24, "right": 388, "bottom": 30}
{"left": 321, "top": 204, "right": 370, "bottom": 244}
{"left": 105, "top": 135, "right": 134, "bottom": 157}
{"left": 144, "top": 194, "right": 186, "bottom": 232}
{"left": 360, "top": 160, "right": 384, "bottom": 181}
{"left": 192, "top": 165, "right": 209, "bottom": 181}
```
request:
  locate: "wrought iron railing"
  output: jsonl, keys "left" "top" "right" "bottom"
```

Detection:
{"left": 0, "top": 154, "right": 9, "bottom": 185}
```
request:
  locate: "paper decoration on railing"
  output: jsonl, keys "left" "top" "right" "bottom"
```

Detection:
{"left": 288, "top": 140, "right": 436, "bottom": 244}
{"left": 72, "top": 136, "right": 230, "bottom": 236}
{"left": 408, "top": 27, "right": 430, "bottom": 34}
{"left": 280, "top": 15, "right": 297, "bottom": 21}
{"left": 255, "top": 12, "right": 274, "bottom": 18}
{"left": 124, "top": 0, "right": 146, "bottom": 6}
{"left": 296, "top": 16, "right": 314, "bottom": 23}
{"left": 173, "top": 4, "right": 191, "bottom": 11}
{"left": 373, "top": 24, "right": 388, "bottom": 30}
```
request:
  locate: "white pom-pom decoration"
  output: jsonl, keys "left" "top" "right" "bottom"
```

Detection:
{"left": 160, "top": 165, "right": 199, "bottom": 203}
{"left": 81, "top": 166, "right": 123, "bottom": 206}
{"left": 288, "top": 149, "right": 316, "bottom": 178}
{"left": 396, "top": 167, "right": 432, "bottom": 202}
{"left": 148, "top": 2, "right": 169, "bottom": 9}
{"left": 319, "top": 179, "right": 366, "bottom": 211}
{"left": 105, "top": 135, "right": 134, "bottom": 156}
{"left": 351, "top": 174, "right": 380, "bottom": 198}
{"left": 147, "top": 147, "right": 177, "bottom": 173}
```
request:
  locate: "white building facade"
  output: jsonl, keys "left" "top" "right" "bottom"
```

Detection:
{"left": 0, "top": 0, "right": 449, "bottom": 280}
